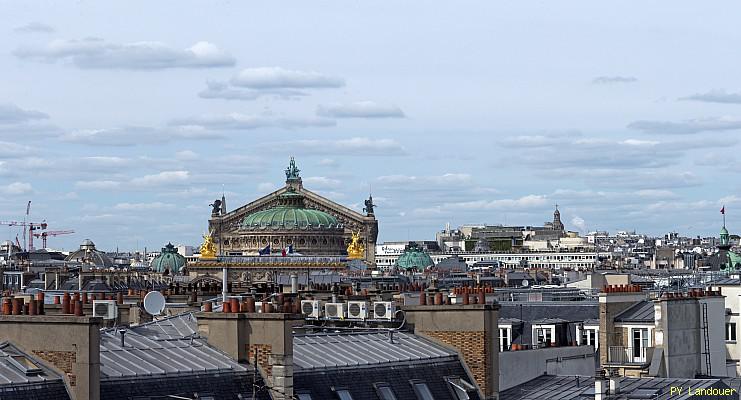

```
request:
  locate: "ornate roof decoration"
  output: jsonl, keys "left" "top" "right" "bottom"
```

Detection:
{"left": 394, "top": 242, "right": 434, "bottom": 271}
{"left": 285, "top": 157, "right": 301, "bottom": 181}
{"left": 151, "top": 243, "right": 187, "bottom": 274}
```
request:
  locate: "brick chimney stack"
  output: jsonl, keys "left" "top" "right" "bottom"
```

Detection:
{"left": 401, "top": 303, "right": 499, "bottom": 399}
{"left": 196, "top": 309, "right": 302, "bottom": 400}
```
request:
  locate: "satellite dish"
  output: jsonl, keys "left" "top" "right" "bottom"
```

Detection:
{"left": 522, "top": 279, "right": 529, "bottom": 287}
{"left": 143, "top": 291, "right": 166, "bottom": 316}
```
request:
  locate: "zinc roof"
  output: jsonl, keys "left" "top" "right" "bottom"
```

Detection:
{"left": 293, "top": 331, "right": 458, "bottom": 371}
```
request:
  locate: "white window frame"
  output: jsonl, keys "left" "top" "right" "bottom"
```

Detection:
{"left": 727, "top": 322, "right": 737, "bottom": 342}
{"left": 499, "top": 326, "right": 512, "bottom": 352}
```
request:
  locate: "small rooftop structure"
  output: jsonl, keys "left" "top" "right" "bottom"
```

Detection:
{"left": 0, "top": 341, "right": 70, "bottom": 400}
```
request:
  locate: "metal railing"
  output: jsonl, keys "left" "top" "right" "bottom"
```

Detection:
{"left": 607, "top": 346, "right": 653, "bottom": 365}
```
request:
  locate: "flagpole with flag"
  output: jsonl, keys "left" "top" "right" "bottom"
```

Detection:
{"left": 722, "top": 205, "right": 726, "bottom": 227}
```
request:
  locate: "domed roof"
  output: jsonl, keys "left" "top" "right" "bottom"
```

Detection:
{"left": 242, "top": 191, "right": 341, "bottom": 230}
{"left": 151, "top": 243, "right": 186, "bottom": 274}
{"left": 65, "top": 239, "right": 114, "bottom": 268}
{"left": 394, "top": 243, "right": 435, "bottom": 271}
{"left": 721, "top": 226, "right": 729, "bottom": 235}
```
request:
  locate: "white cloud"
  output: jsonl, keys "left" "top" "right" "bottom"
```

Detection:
{"left": 61, "top": 126, "right": 222, "bottom": 146}
{"left": 316, "top": 101, "right": 405, "bottom": 118}
{"left": 680, "top": 89, "right": 741, "bottom": 104}
{"left": 413, "top": 195, "right": 548, "bottom": 215}
{"left": 0, "top": 104, "right": 48, "bottom": 124}
{"left": 198, "top": 81, "right": 307, "bottom": 101}
{"left": 2, "top": 182, "right": 32, "bottom": 195}
{"left": 266, "top": 137, "right": 406, "bottom": 156}
{"left": 257, "top": 182, "right": 278, "bottom": 193}
{"left": 592, "top": 76, "right": 638, "bottom": 84}
{"left": 318, "top": 158, "right": 338, "bottom": 168}
{"left": 75, "top": 180, "right": 121, "bottom": 190}
{"left": 113, "top": 202, "right": 175, "bottom": 211}
{"left": 170, "top": 113, "right": 335, "bottom": 130}
{"left": 628, "top": 116, "right": 741, "bottom": 135}
{"left": 175, "top": 150, "right": 199, "bottom": 161}
{"left": 0, "top": 141, "right": 32, "bottom": 159}
{"left": 571, "top": 216, "right": 587, "bottom": 232}
{"left": 635, "top": 189, "right": 678, "bottom": 199}
{"left": 230, "top": 67, "right": 344, "bottom": 89}
{"left": 14, "top": 22, "right": 55, "bottom": 34}
{"left": 304, "top": 176, "right": 342, "bottom": 189}
{"left": 14, "top": 38, "right": 235, "bottom": 69}
{"left": 130, "top": 171, "right": 189, "bottom": 187}
{"left": 376, "top": 173, "right": 472, "bottom": 187}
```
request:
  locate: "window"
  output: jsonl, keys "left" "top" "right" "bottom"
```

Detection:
{"left": 632, "top": 328, "right": 650, "bottom": 362}
{"left": 534, "top": 327, "right": 553, "bottom": 346}
{"left": 333, "top": 388, "right": 354, "bottom": 400}
{"left": 580, "top": 328, "right": 598, "bottom": 348}
{"left": 373, "top": 383, "right": 398, "bottom": 400}
{"left": 411, "top": 381, "right": 435, "bottom": 400}
{"left": 727, "top": 323, "right": 737, "bottom": 342}
{"left": 297, "top": 394, "right": 313, "bottom": 400}
{"left": 499, "top": 327, "right": 511, "bottom": 351}
{"left": 445, "top": 376, "right": 476, "bottom": 400}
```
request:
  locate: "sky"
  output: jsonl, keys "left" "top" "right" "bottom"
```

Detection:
{"left": 1, "top": 1, "right": 741, "bottom": 251}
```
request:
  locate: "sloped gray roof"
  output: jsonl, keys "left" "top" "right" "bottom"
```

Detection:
{"left": 0, "top": 341, "right": 65, "bottom": 386}
{"left": 99, "top": 316, "right": 245, "bottom": 379}
{"left": 293, "top": 331, "right": 458, "bottom": 371}
{"left": 500, "top": 375, "right": 732, "bottom": 400}
{"left": 614, "top": 300, "right": 655, "bottom": 323}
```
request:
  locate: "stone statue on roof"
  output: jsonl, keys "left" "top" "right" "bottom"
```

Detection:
{"left": 209, "top": 199, "right": 222, "bottom": 216}
{"left": 285, "top": 157, "right": 301, "bottom": 180}
{"left": 363, "top": 194, "right": 375, "bottom": 215}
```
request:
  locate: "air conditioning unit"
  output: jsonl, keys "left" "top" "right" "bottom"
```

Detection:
{"left": 324, "top": 302, "right": 345, "bottom": 319}
{"left": 301, "top": 300, "right": 321, "bottom": 319}
{"left": 346, "top": 301, "right": 368, "bottom": 320}
{"left": 92, "top": 300, "right": 118, "bottom": 320}
{"left": 373, "top": 301, "right": 395, "bottom": 320}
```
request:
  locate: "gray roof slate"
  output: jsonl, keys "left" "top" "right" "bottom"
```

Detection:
{"left": 293, "top": 331, "right": 458, "bottom": 371}
{"left": 614, "top": 300, "right": 655, "bottom": 323}
{"left": 500, "top": 375, "right": 734, "bottom": 400}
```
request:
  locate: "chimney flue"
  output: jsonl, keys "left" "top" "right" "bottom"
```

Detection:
{"left": 119, "top": 329, "right": 127, "bottom": 347}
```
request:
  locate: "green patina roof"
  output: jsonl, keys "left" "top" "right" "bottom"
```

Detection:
{"left": 151, "top": 243, "right": 186, "bottom": 274}
{"left": 242, "top": 192, "right": 341, "bottom": 230}
{"left": 394, "top": 243, "right": 434, "bottom": 271}
{"left": 729, "top": 251, "right": 741, "bottom": 270}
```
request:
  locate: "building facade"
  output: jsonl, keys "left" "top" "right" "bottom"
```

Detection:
{"left": 207, "top": 158, "right": 379, "bottom": 264}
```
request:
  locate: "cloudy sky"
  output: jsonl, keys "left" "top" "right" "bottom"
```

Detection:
{"left": 1, "top": 2, "right": 740, "bottom": 251}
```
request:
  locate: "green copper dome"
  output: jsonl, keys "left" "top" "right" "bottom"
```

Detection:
{"left": 151, "top": 243, "right": 186, "bottom": 274}
{"left": 394, "top": 243, "right": 435, "bottom": 271}
{"left": 242, "top": 192, "right": 341, "bottom": 230}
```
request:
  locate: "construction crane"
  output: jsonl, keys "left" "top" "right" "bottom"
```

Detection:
{"left": 33, "top": 230, "right": 74, "bottom": 248}
{"left": 0, "top": 220, "right": 47, "bottom": 251}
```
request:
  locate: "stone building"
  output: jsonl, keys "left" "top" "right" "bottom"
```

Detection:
{"left": 208, "top": 158, "right": 379, "bottom": 264}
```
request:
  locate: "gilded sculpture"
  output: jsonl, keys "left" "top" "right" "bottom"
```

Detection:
{"left": 200, "top": 233, "right": 217, "bottom": 258}
{"left": 347, "top": 230, "right": 365, "bottom": 259}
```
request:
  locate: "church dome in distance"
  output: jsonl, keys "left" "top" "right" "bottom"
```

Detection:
{"left": 151, "top": 243, "right": 186, "bottom": 274}
{"left": 394, "top": 242, "right": 435, "bottom": 272}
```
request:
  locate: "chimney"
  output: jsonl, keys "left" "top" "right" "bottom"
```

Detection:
{"left": 594, "top": 375, "right": 607, "bottom": 400}
{"left": 401, "top": 302, "right": 499, "bottom": 399}
{"left": 598, "top": 286, "right": 647, "bottom": 367}
{"left": 196, "top": 310, "right": 302, "bottom": 400}
{"left": 0, "top": 314, "right": 102, "bottom": 400}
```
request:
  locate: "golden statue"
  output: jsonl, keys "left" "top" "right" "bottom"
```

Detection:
{"left": 347, "top": 231, "right": 365, "bottom": 260}
{"left": 200, "top": 233, "right": 217, "bottom": 259}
